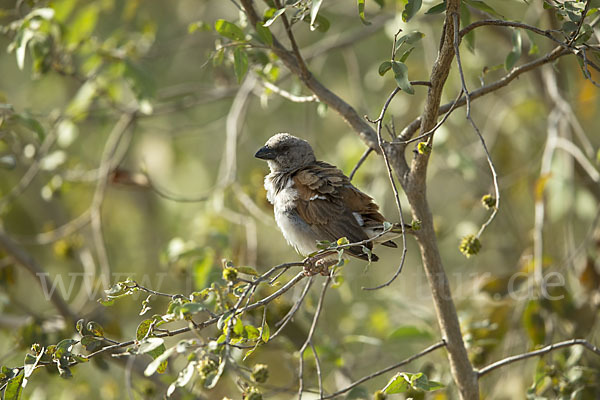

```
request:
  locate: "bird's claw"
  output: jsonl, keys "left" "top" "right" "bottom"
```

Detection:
{"left": 303, "top": 257, "right": 335, "bottom": 276}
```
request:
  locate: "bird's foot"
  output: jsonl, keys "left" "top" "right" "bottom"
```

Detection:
{"left": 303, "top": 256, "right": 335, "bottom": 276}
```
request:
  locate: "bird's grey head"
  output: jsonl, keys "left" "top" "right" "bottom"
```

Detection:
{"left": 254, "top": 133, "right": 316, "bottom": 173}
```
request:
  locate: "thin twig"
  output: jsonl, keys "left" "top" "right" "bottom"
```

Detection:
{"left": 452, "top": 13, "right": 500, "bottom": 239}
{"left": 0, "top": 231, "right": 78, "bottom": 322}
{"left": 298, "top": 275, "right": 331, "bottom": 399}
{"left": 90, "top": 113, "right": 137, "bottom": 288}
{"left": 363, "top": 87, "right": 408, "bottom": 291}
{"left": 348, "top": 148, "right": 373, "bottom": 181}
{"left": 398, "top": 88, "right": 464, "bottom": 145}
{"left": 261, "top": 80, "right": 318, "bottom": 103}
{"left": 322, "top": 340, "right": 447, "bottom": 399}
{"left": 274, "top": 0, "right": 311, "bottom": 80}
{"left": 478, "top": 338, "right": 600, "bottom": 377}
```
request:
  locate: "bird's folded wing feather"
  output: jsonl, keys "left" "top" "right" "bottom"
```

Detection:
{"left": 293, "top": 162, "right": 388, "bottom": 260}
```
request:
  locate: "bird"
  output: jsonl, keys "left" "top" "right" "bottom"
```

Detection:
{"left": 255, "top": 133, "right": 403, "bottom": 270}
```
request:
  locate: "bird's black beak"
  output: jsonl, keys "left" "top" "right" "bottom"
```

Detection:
{"left": 254, "top": 146, "right": 277, "bottom": 160}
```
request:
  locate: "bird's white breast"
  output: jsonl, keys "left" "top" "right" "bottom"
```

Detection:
{"left": 264, "top": 174, "right": 318, "bottom": 256}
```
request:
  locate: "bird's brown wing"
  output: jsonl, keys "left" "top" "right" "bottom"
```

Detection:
{"left": 293, "top": 162, "right": 385, "bottom": 260}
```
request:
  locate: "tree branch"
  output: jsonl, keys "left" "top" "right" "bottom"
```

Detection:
{"left": 323, "top": 340, "right": 447, "bottom": 399}
{"left": 478, "top": 339, "right": 600, "bottom": 377}
{"left": 238, "top": 0, "right": 380, "bottom": 152}
{"left": 0, "top": 231, "right": 78, "bottom": 322}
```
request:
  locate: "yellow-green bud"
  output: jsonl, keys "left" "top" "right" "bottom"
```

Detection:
{"left": 411, "top": 220, "right": 421, "bottom": 231}
{"left": 481, "top": 194, "right": 496, "bottom": 209}
{"left": 459, "top": 234, "right": 481, "bottom": 258}
{"left": 374, "top": 390, "right": 387, "bottom": 400}
{"left": 242, "top": 387, "right": 263, "bottom": 400}
{"left": 222, "top": 267, "right": 238, "bottom": 282}
{"left": 252, "top": 363, "right": 269, "bottom": 383}
{"left": 417, "top": 142, "right": 431, "bottom": 155}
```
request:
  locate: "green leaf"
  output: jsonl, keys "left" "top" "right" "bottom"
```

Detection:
{"left": 233, "top": 317, "right": 244, "bottom": 336}
{"left": 388, "top": 325, "right": 432, "bottom": 341}
{"left": 425, "top": 1, "right": 446, "bottom": 14}
{"left": 15, "top": 29, "right": 34, "bottom": 70}
{"left": 261, "top": 323, "right": 270, "bottom": 343}
{"left": 23, "top": 349, "right": 44, "bottom": 382}
{"left": 383, "top": 221, "right": 393, "bottom": 231}
{"left": 255, "top": 22, "right": 273, "bottom": 46}
{"left": 188, "top": 21, "right": 211, "bottom": 33}
{"left": 399, "top": 47, "right": 415, "bottom": 63}
{"left": 54, "top": 339, "right": 77, "bottom": 360}
{"left": 144, "top": 346, "right": 174, "bottom": 376}
{"left": 337, "top": 237, "right": 350, "bottom": 246}
{"left": 378, "top": 61, "right": 392, "bottom": 76}
{"left": 138, "top": 337, "right": 165, "bottom": 354}
{"left": 4, "top": 373, "right": 25, "bottom": 400}
{"left": 237, "top": 266, "right": 259, "bottom": 276}
{"left": 86, "top": 321, "right": 104, "bottom": 337}
{"left": 203, "top": 357, "right": 225, "bottom": 389}
{"left": 395, "top": 31, "right": 424, "bottom": 52}
{"left": 523, "top": 300, "right": 546, "bottom": 346}
{"left": 178, "top": 302, "right": 205, "bottom": 317}
{"left": 525, "top": 28, "right": 539, "bottom": 55}
{"left": 357, "top": 0, "right": 371, "bottom": 25}
{"left": 505, "top": 29, "right": 522, "bottom": 70}
{"left": 245, "top": 325, "right": 260, "bottom": 340}
{"left": 80, "top": 335, "right": 103, "bottom": 352}
{"left": 383, "top": 373, "right": 409, "bottom": 394}
{"left": 402, "top": 0, "right": 423, "bottom": 22}
{"left": 391, "top": 61, "right": 414, "bottom": 94}
{"left": 263, "top": 8, "right": 287, "bottom": 27}
{"left": 308, "top": 14, "right": 330, "bottom": 32}
{"left": 214, "top": 19, "right": 245, "bottom": 41}
{"left": 65, "top": 4, "right": 99, "bottom": 46}
{"left": 310, "top": 0, "right": 324, "bottom": 31}
{"left": 460, "top": 3, "right": 475, "bottom": 52}
{"left": 233, "top": 47, "right": 249, "bottom": 84}
{"left": 463, "top": 0, "right": 503, "bottom": 18}
{"left": 14, "top": 113, "right": 45, "bottom": 140}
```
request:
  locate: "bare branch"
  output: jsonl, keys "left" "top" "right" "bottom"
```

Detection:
{"left": 323, "top": 340, "right": 447, "bottom": 399}
{"left": 478, "top": 338, "right": 600, "bottom": 377}
{"left": 298, "top": 275, "right": 331, "bottom": 399}
{"left": 260, "top": 80, "right": 318, "bottom": 103}
{"left": 363, "top": 87, "right": 408, "bottom": 290}
{"left": 0, "top": 231, "right": 78, "bottom": 322}
{"left": 451, "top": 13, "right": 500, "bottom": 238}
{"left": 348, "top": 148, "right": 373, "bottom": 181}
{"left": 400, "top": 46, "right": 571, "bottom": 141}
{"left": 90, "top": 112, "right": 137, "bottom": 288}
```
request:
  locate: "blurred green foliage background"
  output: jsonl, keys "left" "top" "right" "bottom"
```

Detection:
{"left": 0, "top": 0, "right": 599, "bottom": 398}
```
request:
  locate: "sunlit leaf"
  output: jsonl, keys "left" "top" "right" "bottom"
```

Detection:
{"left": 263, "top": 8, "right": 287, "bottom": 27}
{"left": 357, "top": 0, "right": 371, "bottom": 25}
{"left": 144, "top": 346, "right": 174, "bottom": 376}
{"left": 310, "top": 0, "right": 324, "bottom": 31}
{"left": 4, "top": 373, "right": 25, "bottom": 400}
{"left": 261, "top": 323, "right": 270, "bottom": 343}
{"left": 138, "top": 337, "right": 165, "bottom": 354}
{"left": 214, "top": 19, "right": 245, "bottom": 41}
